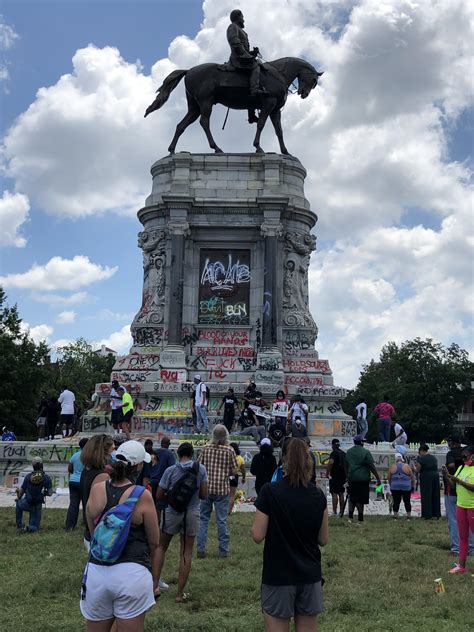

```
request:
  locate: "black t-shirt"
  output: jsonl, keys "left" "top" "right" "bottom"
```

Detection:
{"left": 268, "top": 423, "right": 285, "bottom": 443}
{"left": 445, "top": 447, "right": 463, "bottom": 496}
{"left": 239, "top": 408, "right": 256, "bottom": 429}
{"left": 256, "top": 478, "right": 327, "bottom": 585}
{"left": 330, "top": 448, "right": 346, "bottom": 481}
{"left": 290, "top": 422, "right": 308, "bottom": 438}
{"left": 221, "top": 395, "right": 238, "bottom": 415}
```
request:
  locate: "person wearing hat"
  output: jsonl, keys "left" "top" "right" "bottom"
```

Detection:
{"left": 192, "top": 375, "right": 209, "bottom": 434}
{"left": 345, "top": 435, "right": 381, "bottom": 523}
{"left": 15, "top": 456, "right": 53, "bottom": 532}
{"left": 81, "top": 440, "right": 160, "bottom": 628}
{"left": 251, "top": 438, "right": 277, "bottom": 495}
{"left": 326, "top": 439, "right": 347, "bottom": 517}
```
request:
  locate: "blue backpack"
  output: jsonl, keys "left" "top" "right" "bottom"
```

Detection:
{"left": 82, "top": 485, "right": 145, "bottom": 599}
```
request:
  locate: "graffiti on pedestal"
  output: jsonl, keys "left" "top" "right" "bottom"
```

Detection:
{"left": 283, "top": 330, "right": 316, "bottom": 353}
{"left": 132, "top": 327, "right": 167, "bottom": 347}
{"left": 198, "top": 250, "right": 250, "bottom": 325}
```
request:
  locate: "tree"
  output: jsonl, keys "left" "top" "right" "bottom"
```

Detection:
{"left": 0, "top": 288, "right": 50, "bottom": 436}
{"left": 343, "top": 338, "right": 473, "bottom": 443}
{"left": 46, "top": 338, "right": 116, "bottom": 414}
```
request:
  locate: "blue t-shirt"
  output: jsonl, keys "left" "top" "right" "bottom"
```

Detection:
{"left": 151, "top": 448, "right": 176, "bottom": 483}
{"left": 69, "top": 450, "right": 84, "bottom": 483}
{"left": 159, "top": 460, "right": 207, "bottom": 514}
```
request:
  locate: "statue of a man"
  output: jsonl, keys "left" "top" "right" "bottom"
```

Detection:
{"left": 227, "top": 9, "right": 265, "bottom": 98}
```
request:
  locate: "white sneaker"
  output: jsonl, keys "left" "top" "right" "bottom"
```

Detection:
{"left": 158, "top": 579, "right": 169, "bottom": 590}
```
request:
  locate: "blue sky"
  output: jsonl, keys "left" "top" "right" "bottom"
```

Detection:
{"left": 0, "top": 0, "right": 472, "bottom": 387}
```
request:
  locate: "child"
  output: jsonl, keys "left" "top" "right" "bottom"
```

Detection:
{"left": 229, "top": 442, "right": 246, "bottom": 514}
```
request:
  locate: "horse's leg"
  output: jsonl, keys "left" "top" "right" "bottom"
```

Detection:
{"left": 270, "top": 109, "right": 290, "bottom": 155}
{"left": 199, "top": 101, "right": 223, "bottom": 154}
{"left": 253, "top": 98, "right": 277, "bottom": 154}
{"left": 168, "top": 96, "right": 200, "bottom": 154}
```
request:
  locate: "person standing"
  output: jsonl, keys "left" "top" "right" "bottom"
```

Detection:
{"left": 288, "top": 396, "right": 309, "bottom": 427}
{"left": 36, "top": 391, "right": 48, "bottom": 440}
{"left": 197, "top": 425, "right": 237, "bottom": 558}
{"left": 151, "top": 437, "right": 176, "bottom": 505}
{"left": 59, "top": 385, "right": 75, "bottom": 438}
{"left": 15, "top": 457, "right": 53, "bottom": 532}
{"left": 251, "top": 438, "right": 277, "bottom": 495}
{"left": 45, "top": 396, "right": 60, "bottom": 441}
{"left": 415, "top": 444, "right": 441, "bottom": 519}
{"left": 117, "top": 386, "right": 133, "bottom": 439}
{"left": 217, "top": 387, "right": 240, "bottom": 433}
{"left": 252, "top": 438, "right": 328, "bottom": 631}
{"left": 355, "top": 398, "right": 367, "bottom": 438}
{"left": 272, "top": 390, "right": 290, "bottom": 432}
{"left": 326, "top": 438, "right": 347, "bottom": 517}
{"left": 374, "top": 395, "right": 395, "bottom": 442}
{"left": 156, "top": 442, "right": 208, "bottom": 602}
{"left": 65, "top": 437, "right": 88, "bottom": 531}
{"left": 80, "top": 440, "right": 159, "bottom": 629}
{"left": 388, "top": 453, "right": 415, "bottom": 520}
{"left": 443, "top": 436, "right": 474, "bottom": 557}
{"left": 444, "top": 445, "right": 474, "bottom": 575}
{"left": 109, "top": 379, "right": 123, "bottom": 432}
{"left": 193, "top": 375, "right": 209, "bottom": 434}
{"left": 345, "top": 434, "right": 381, "bottom": 523}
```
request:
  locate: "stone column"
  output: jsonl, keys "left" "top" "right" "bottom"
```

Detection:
{"left": 159, "top": 208, "right": 190, "bottom": 370}
{"left": 257, "top": 211, "right": 284, "bottom": 385}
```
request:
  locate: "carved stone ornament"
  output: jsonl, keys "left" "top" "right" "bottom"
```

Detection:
{"left": 282, "top": 231, "right": 318, "bottom": 335}
{"left": 133, "top": 228, "right": 169, "bottom": 326}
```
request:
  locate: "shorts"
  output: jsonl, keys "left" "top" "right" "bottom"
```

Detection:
{"left": 111, "top": 408, "right": 123, "bottom": 427}
{"left": 329, "top": 478, "right": 346, "bottom": 494}
{"left": 161, "top": 508, "right": 199, "bottom": 537}
{"left": 36, "top": 417, "right": 46, "bottom": 427}
{"left": 80, "top": 562, "right": 155, "bottom": 621}
{"left": 122, "top": 410, "right": 133, "bottom": 425}
{"left": 261, "top": 582, "right": 323, "bottom": 619}
{"left": 61, "top": 414, "right": 74, "bottom": 426}
{"left": 348, "top": 480, "right": 370, "bottom": 505}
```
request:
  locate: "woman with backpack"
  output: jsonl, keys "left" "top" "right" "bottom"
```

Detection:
{"left": 80, "top": 440, "right": 159, "bottom": 630}
{"left": 252, "top": 438, "right": 329, "bottom": 631}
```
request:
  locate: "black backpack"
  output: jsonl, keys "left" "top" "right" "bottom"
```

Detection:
{"left": 167, "top": 463, "right": 199, "bottom": 513}
{"left": 25, "top": 471, "right": 46, "bottom": 506}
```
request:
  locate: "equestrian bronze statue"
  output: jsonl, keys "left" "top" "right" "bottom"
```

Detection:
{"left": 145, "top": 9, "right": 323, "bottom": 155}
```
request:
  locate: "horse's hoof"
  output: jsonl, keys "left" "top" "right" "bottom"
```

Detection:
{"left": 168, "top": 147, "right": 175, "bottom": 154}
{"left": 214, "top": 147, "right": 224, "bottom": 154}
{"left": 255, "top": 147, "right": 265, "bottom": 154}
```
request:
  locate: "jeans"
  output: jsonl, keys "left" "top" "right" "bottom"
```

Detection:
{"left": 357, "top": 417, "right": 368, "bottom": 438}
{"left": 16, "top": 498, "right": 42, "bottom": 531}
{"left": 445, "top": 495, "right": 474, "bottom": 554}
{"left": 65, "top": 481, "right": 81, "bottom": 530}
{"left": 377, "top": 418, "right": 391, "bottom": 442}
{"left": 195, "top": 405, "right": 209, "bottom": 433}
{"left": 236, "top": 426, "right": 266, "bottom": 444}
{"left": 197, "top": 494, "right": 230, "bottom": 556}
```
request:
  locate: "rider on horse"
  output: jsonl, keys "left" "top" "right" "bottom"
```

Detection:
{"left": 227, "top": 9, "right": 266, "bottom": 124}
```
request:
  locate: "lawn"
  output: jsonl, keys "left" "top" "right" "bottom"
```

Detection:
{"left": 0, "top": 508, "right": 471, "bottom": 631}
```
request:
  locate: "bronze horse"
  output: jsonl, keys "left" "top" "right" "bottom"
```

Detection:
{"left": 145, "top": 57, "right": 323, "bottom": 155}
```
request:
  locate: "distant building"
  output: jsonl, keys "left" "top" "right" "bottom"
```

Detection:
{"left": 94, "top": 344, "right": 118, "bottom": 357}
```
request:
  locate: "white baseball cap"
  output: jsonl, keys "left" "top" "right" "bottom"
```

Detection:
{"left": 194, "top": 374, "right": 201, "bottom": 381}
{"left": 260, "top": 438, "right": 271, "bottom": 446}
{"left": 115, "top": 440, "right": 151, "bottom": 465}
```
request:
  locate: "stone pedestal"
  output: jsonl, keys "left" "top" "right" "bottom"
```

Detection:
{"left": 86, "top": 152, "right": 353, "bottom": 438}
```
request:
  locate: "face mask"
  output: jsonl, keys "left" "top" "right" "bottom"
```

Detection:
{"left": 463, "top": 457, "right": 473, "bottom": 466}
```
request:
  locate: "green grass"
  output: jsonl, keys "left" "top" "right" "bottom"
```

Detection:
{"left": 0, "top": 508, "right": 472, "bottom": 631}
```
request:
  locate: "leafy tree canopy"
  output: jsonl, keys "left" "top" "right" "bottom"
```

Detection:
{"left": 343, "top": 338, "right": 473, "bottom": 443}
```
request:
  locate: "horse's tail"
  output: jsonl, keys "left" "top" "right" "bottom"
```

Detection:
{"left": 144, "top": 69, "right": 188, "bottom": 118}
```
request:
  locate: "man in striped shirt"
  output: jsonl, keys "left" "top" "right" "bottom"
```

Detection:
{"left": 197, "top": 425, "right": 237, "bottom": 558}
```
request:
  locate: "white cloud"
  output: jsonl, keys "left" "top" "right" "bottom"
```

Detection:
{"left": 20, "top": 321, "right": 53, "bottom": 344}
{"left": 0, "top": 255, "right": 117, "bottom": 291}
{"left": 94, "top": 324, "right": 132, "bottom": 355}
{"left": 56, "top": 310, "right": 76, "bottom": 324}
{"left": 1, "top": 0, "right": 473, "bottom": 386}
{"left": 31, "top": 291, "right": 89, "bottom": 305}
{"left": 0, "top": 16, "right": 19, "bottom": 84}
{"left": 0, "top": 190, "right": 29, "bottom": 247}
